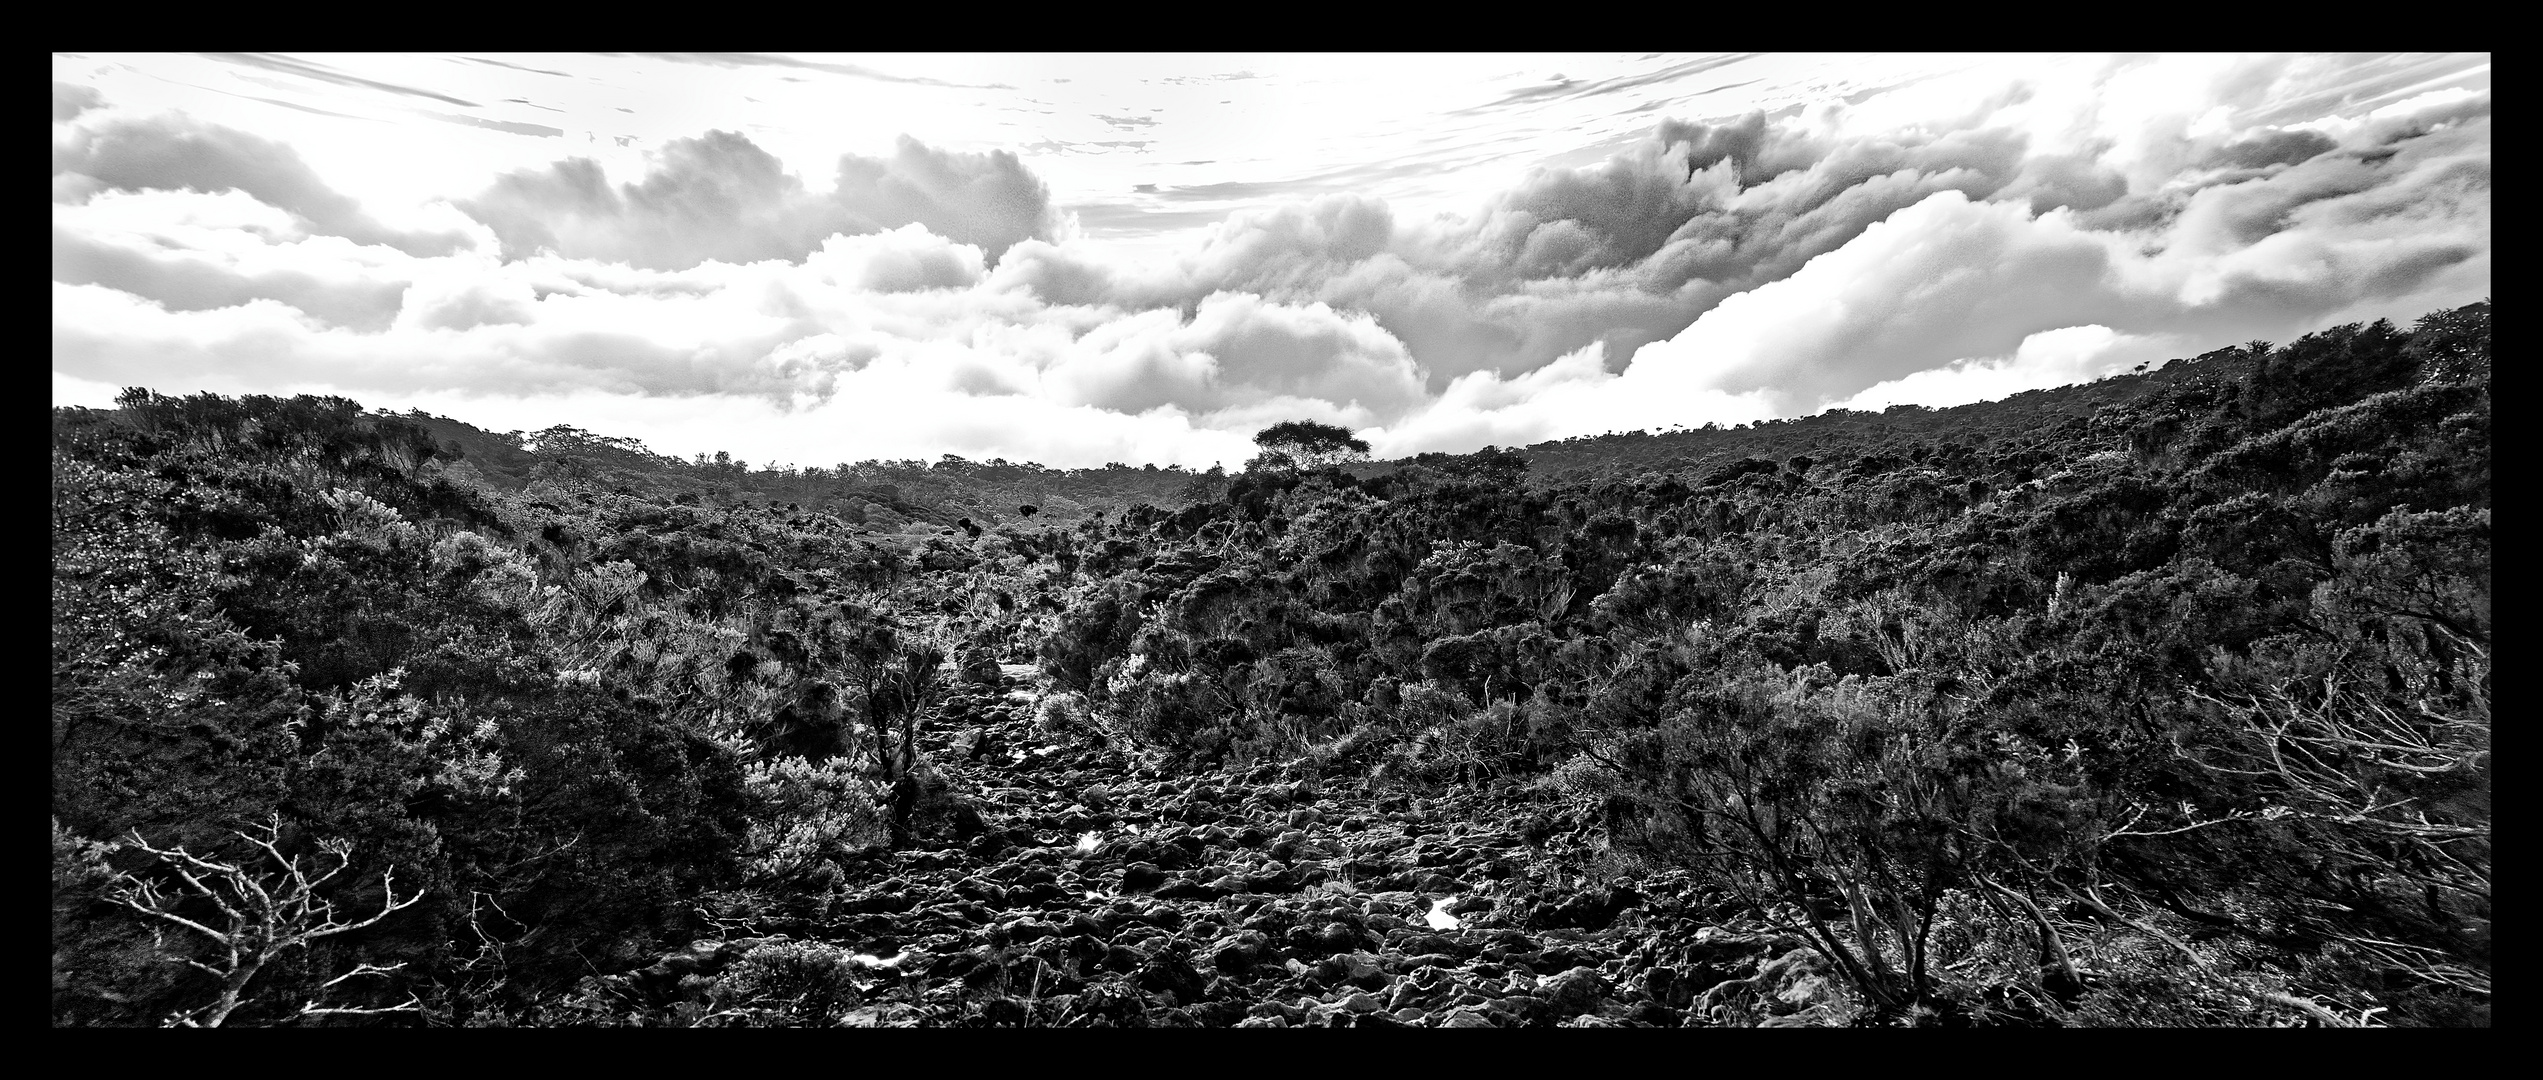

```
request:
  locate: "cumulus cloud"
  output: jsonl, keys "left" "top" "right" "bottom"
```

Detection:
{"left": 1042, "top": 292, "right": 1426, "bottom": 424}
{"left": 53, "top": 81, "right": 103, "bottom": 122}
{"left": 1616, "top": 190, "right": 2128, "bottom": 411}
{"left": 801, "top": 225, "right": 987, "bottom": 293}
{"left": 832, "top": 136, "right": 1059, "bottom": 258}
{"left": 458, "top": 131, "right": 1059, "bottom": 271}
{"left": 50, "top": 55, "right": 2488, "bottom": 469}
{"left": 53, "top": 114, "right": 471, "bottom": 257}
{"left": 52, "top": 223, "right": 410, "bottom": 332}
{"left": 1834, "top": 325, "right": 2188, "bottom": 412}
{"left": 52, "top": 189, "right": 420, "bottom": 332}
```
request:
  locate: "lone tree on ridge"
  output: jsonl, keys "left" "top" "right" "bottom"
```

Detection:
{"left": 1248, "top": 420, "right": 1371, "bottom": 473}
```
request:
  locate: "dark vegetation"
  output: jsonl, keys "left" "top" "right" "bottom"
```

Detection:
{"left": 54, "top": 302, "right": 2487, "bottom": 1026}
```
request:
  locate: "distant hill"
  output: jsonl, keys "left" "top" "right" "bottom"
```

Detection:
{"left": 393, "top": 412, "right": 1206, "bottom": 531}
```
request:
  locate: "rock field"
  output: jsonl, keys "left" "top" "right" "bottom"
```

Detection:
{"left": 593, "top": 667, "right": 1850, "bottom": 1027}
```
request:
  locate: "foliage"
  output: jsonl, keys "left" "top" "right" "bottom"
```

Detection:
{"left": 53, "top": 300, "right": 2488, "bottom": 1026}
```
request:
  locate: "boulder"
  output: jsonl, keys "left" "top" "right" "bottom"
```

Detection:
{"left": 1315, "top": 951, "right": 1389, "bottom": 990}
{"left": 1211, "top": 930, "right": 1272, "bottom": 974}
{"left": 1119, "top": 862, "right": 1167, "bottom": 892}
{"left": 1133, "top": 942, "right": 1211, "bottom": 1004}
{"left": 1537, "top": 965, "right": 1611, "bottom": 1018}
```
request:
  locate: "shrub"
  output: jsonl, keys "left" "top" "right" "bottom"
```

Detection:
{"left": 706, "top": 940, "right": 867, "bottom": 1026}
{"left": 738, "top": 758, "right": 890, "bottom": 890}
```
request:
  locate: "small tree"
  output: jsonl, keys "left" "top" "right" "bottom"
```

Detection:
{"left": 1250, "top": 420, "right": 1370, "bottom": 472}
{"left": 838, "top": 618, "right": 948, "bottom": 787}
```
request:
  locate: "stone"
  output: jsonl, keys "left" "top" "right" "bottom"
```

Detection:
{"left": 1775, "top": 974, "right": 1832, "bottom": 1011}
{"left": 1414, "top": 872, "right": 1464, "bottom": 895}
{"left": 952, "top": 728, "right": 1000, "bottom": 761}
{"left": 1754, "top": 947, "right": 1827, "bottom": 1002}
{"left": 1153, "top": 876, "right": 1220, "bottom": 901}
{"left": 1397, "top": 932, "right": 1459, "bottom": 957}
{"left": 1537, "top": 965, "right": 1611, "bottom": 1018}
{"left": 1320, "top": 951, "right": 1388, "bottom": 990}
{"left": 1246, "top": 866, "right": 1302, "bottom": 894}
{"left": 1645, "top": 965, "right": 1691, "bottom": 1008}
{"left": 995, "top": 917, "right": 1059, "bottom": 944}
{"left": 1134, "top": 943, "right": 1210, "bottom": 1004}
{"left": 967, "top": 995, "right": 1030, "bottom": 1026}
{"left": 834, "top": 1003, "right": 923, "bottom": 1027}
{"left": 1211, "top": 930, "right": 1271, "bottom": 974}
{"left": 1100, "top": 944, "right": 1145, "bottom": 973}
{"left": 1119, "top": 862, "right": 1167, "bottom": 892}
{"left": 1438, "top": 1007, "right": 1495, "bottom": 1028}
{"left": 1386, "top": 979, "right": 1427, "bottom": 1011}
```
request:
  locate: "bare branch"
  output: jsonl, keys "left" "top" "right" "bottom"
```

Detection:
{"left": 108, "top": 825, "right": 429, "bottom": 1027}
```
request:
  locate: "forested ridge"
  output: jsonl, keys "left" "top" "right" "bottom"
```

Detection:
{"left": 53, "top": 301, "right": 2488, "bottom": 1027}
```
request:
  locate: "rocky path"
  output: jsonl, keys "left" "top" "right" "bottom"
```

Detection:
{"left": 612, "top": 666, "right": 1843, "bottom": 1027}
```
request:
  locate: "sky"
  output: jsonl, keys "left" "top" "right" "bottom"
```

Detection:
{"left": 53, "top": 52, "right": 2490, "bottom": 470}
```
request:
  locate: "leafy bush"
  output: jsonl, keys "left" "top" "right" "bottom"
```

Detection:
{"left": 705, "top": 940, "right": 869, "bottom": 1026}
{"left": 739, "top": 757, "right": 891, "bottom": 892}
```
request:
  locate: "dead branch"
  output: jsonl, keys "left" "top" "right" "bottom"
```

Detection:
{"left": 111, "top": 816, "right": 425, "bottom": 1027}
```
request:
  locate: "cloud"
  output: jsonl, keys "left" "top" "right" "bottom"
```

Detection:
{"left": 1368, "top": 343, "right": 1778, "bottom": 455}
{"left": 459, "top": 56, "right": 573, "bottom": 79}
{"left": 830, "top": 136, "right": 1059, "bottom": 259}
{"left": 1834, "top": 324, "right": 2187, "bottom": 412}
{"left": 54, "top": 114, "right": 470, "bottom": 257}
{"left": 1360, "top": 78, "right": 2484, "bottom": 449}
{"left": 1012, "top": 61, "right": 2482, "bottom": 442}
{"left": 458, "top": 131, "right": 1059, "bottom": 270}
{"left": 50, "top": 55, "right": 2487, "bottom": 471}
{"left": 424, "top": 112, "right": 565, "bottom": 138}
{"left": 1457, "top": 54, "right": 1763, "bottom": 115}
{"left": 1032, "top": 292, "right": 1425, "bottom": 425}
{"left": 462, "top": 132, "right": 841, "bottom": 268}
{"left": 201, "top": 52, "right": 481, "bottom": 108}
{"left": 1614, "top": 191, "right": 2125, "bottom": 411}
{"left": 54, "top": 81, "right": 103, "bottom": 122}
{"left": 627, "top": 52, "right": 1009, "bottom": 90}
{"left": 52, "top": 222, "right": 410, "bottom": 333}
{"left": 982, "top": 110, "right": 2104, "bottom": 393}
{"left": 801, "top": 225, "right": 987, "bottom": 293}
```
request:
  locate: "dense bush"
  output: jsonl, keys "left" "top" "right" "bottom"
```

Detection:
{"left": 1023, "top": 301, "right": 2489, "bottom": 1025}
{"left": 54, "top": 301, "right": 2487, "bottom": 1026}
